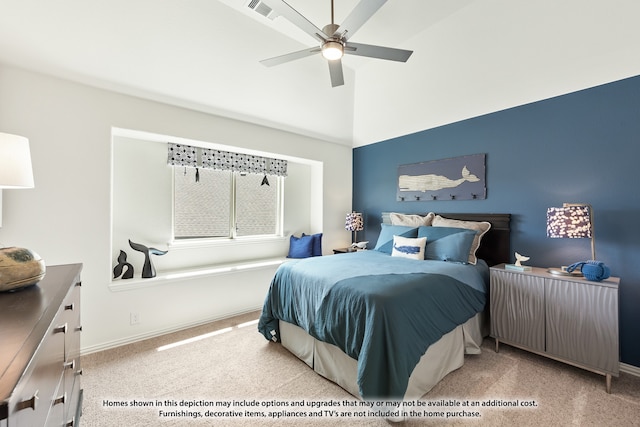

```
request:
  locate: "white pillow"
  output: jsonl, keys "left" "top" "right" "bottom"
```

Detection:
{"left": 390, "top": 212, "right": 435, "bottom": 227}
{"left": 391, "top": 235, "right": 427, "bottom": 260}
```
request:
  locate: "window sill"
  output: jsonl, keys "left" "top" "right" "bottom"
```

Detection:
{"left": 108, "top": 257, "right": 287, "bottom": 292}
{"left": 167, "top": 235, "right": 288, "bottom": 250}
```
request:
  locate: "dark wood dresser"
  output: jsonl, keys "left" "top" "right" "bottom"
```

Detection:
{"left": 0, "top": 264, "right": 83, "bottom": 427}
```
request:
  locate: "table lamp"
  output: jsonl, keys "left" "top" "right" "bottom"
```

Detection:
{"left": 546, "top": 203, "right": 595, "bottom": 275}
{"left": 344, "top": 212, "right": 364, "bottom": 246}
{"left": 0, "top": 132, "right": 46, "bottom": 292}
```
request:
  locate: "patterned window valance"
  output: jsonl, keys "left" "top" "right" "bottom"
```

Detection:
{"left": 167, "top": 143, "right": 287, "bottom": 177}
{"left": 167, "top": 143, "right": 198, "bottom": 167}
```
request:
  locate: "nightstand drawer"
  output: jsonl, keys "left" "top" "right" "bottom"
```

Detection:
{"left": 545, "top": 278, "right": 619, "bottom": 374}
{"left": 490, "top": 270, "right": 544, "bottom": 352}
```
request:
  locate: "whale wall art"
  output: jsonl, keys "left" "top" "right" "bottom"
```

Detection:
{"left": 397, "top": 153, "right": 486, "bottom": 201}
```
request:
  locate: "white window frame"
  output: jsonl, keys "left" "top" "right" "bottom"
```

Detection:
{"left": 170, "top": 167, "right": 285, "bottom": 245}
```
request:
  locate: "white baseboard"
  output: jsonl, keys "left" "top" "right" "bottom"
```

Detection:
{"left": 621, "top": 362, "right": 640, "bottom": 377}
{"left": 80, "top": 306, "right": 262, "bottom": 355}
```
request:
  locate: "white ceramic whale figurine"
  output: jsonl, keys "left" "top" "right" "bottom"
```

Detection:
{"left": 515, "top": 252, "right": 530, "bottom": 266}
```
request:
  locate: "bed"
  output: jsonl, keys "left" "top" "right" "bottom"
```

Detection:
{"left": 258, "top": 212, "right": 510, "bottom": 402}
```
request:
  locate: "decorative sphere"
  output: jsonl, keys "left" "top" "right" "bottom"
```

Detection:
{"left": 0, "top": 247, "right": 46, "bottom": 292}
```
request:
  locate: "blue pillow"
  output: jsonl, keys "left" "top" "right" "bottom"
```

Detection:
{"left": 418, "top": 226, "right": 477, "bottom": 263}
{"left": 374, "top": 224, "right": 419, "bottom": 254}
{"left": 288, "top": 234, "right": 314, "bottom": 258}
{"left": 302, "top": 232, "right": 323, "bottom": 256}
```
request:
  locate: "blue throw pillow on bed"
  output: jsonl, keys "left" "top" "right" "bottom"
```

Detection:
{"left": 288, "top": 234, "right": 314, "bottom": 258}
{"left": 302, "top": 232, "right": 323, "bottom": 256}
{"left": 418, "top": 226, "right": 477, "bottom": 263}
{"left": 374, "top": 224, "right": 419, "bottom": 254}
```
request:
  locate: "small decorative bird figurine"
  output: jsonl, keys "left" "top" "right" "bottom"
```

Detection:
{"left": 515, "top": 252, "right": 530, "bottom": 266}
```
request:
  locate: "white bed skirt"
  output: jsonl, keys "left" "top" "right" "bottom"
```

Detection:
{"left": 279, "top": 310, "right": 488, "bottom": 401}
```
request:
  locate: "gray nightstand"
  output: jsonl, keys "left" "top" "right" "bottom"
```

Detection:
{"left": 490, "top": 263, "right": 619, "bottom": 393}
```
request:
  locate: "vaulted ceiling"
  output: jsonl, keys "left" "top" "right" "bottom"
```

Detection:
{"left": 1, "top": 0, "right": 639, "bottom": 147}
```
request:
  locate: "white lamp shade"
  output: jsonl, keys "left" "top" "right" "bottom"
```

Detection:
{"left": 0, "top": 132, "right": 34, "bottom": 189}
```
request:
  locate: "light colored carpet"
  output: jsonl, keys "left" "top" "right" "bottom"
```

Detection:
{"left": 80, "top": 311, "right": 640, "bottom": 426}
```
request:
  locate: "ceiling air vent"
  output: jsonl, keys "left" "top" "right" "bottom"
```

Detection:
{"left": 246, "top": 0, "right": 278, "bottom": 20}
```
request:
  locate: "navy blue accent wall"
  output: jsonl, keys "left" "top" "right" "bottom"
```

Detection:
{"left": 353, "top": 75, "right": 640, "bottom": 368}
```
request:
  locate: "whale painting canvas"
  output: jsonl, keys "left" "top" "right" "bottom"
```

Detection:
{"left": 397, "top": 154, "right": 486, "bottom": 201}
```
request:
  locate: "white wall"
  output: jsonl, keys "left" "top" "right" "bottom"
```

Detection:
{"left": 0, "top": 64, "right": 353, "bottom": 353}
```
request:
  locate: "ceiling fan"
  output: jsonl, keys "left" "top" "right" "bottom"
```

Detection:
{"left": 259, "top": 0, "right": 413, "bottom": 87}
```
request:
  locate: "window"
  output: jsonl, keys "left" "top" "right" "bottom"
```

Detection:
{"left": 172, "top": 160, "right": 284, "bottom": 240}
{"left": 173, "top": 168, "right": 231, "bottom": 239}
{"left": 234, "top": 172, "right": 280, "bottom": 237}
{"left": 112, "top": 130, "right": 318, "bottom": 281}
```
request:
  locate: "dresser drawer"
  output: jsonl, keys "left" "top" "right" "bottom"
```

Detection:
{"left": 9, "top": 324, "right": 65, "bottom": 427}
{"left": 62, "top": 281, "right": 82, "bottom": 425}
{"left": 1, "top": 264, "right": 83, "bottom": 427}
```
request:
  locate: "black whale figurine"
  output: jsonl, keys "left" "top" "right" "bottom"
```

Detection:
{"left": 129, "top": 240, "right": 168, "bottom": 278}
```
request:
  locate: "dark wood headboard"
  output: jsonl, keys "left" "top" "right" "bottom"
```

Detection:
{"left": 381, "top": 212, "right": 511, "bottom": 267}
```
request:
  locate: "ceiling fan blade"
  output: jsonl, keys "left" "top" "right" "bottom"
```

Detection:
{"left": 333, "top": 0, "right": 387, "bottom": 40}
{"left": 328, "top": 59, "right": 344, "bottom": 87}
{"left": 261, "top": 0, "right": 327, "bottom": 43}
{"left": 344, "top": 42, "right": 413, "bottom": 62}
{"left": 260, "top": 47, "right": 320, "bottom": 67}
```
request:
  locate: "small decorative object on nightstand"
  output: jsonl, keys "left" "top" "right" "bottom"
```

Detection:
{"left": 490, "top": 263, "right": 619, "bottom": 393}
{"left": 351, "top": 241, "right": 368, "bottom": 250}
{"left": 566, "top": 260, "right": 611, "bottom": 282}
{"left": 504, "top": 251, "right": 532, "bottom": 271}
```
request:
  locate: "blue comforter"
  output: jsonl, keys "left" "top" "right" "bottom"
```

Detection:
{"left": 258, "top": 250, "right": 488, "bottom": 399}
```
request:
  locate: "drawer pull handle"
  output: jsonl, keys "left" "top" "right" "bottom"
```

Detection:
{"left": 76, "top": 281, "right": 82, "bottom": 287}
{"left": 76, "top": 369, "right": 84, "bottom": 376}
{"left": 65, "top": 303, "right": 75, "bottom": 311}
{"left": 64, "top": 360, "right": 76, "bottom": 370}
{"left": 75, "top": 325, "right": 83, "bottom": 332}
{"left": 16, "top": 390, "right": 38, "bottom": 411}
{"left": 54, "top": 323, "right": 68, "bottom": 334}
{"left": 65, "top": 417, "right": 75, "bottom": 427}
{"left": 53, "top": 393, "right": 66, "bottom": 406}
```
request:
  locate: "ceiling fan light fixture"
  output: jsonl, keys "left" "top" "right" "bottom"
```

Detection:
{"left": 321, "top": 40, "right": 343, "bottom": 61}
{"left": 258, "top": 0, "right": 413, "bottom": 87}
